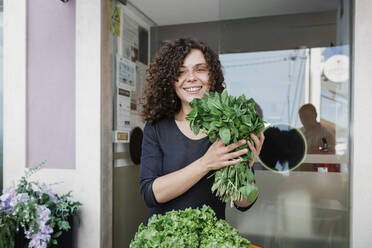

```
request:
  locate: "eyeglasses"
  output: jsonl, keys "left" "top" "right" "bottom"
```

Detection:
{"left": 177, "top": 64, "right": 209, "bottom": 81}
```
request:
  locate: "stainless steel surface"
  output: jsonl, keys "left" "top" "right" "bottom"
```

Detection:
{"left": 226, "top": 171, "right": 348, "bottom": 248}
{"left": 304, "top": 154, "right": 348, "bottom": 164}
{"left": 113, "top": 165, "right": 148, "bottom": 248}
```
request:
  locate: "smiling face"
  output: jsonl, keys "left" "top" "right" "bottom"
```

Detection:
{"left": 174, "top": 49, "right": 211, "bottom": 106}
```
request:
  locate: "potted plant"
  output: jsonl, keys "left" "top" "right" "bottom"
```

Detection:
{"left": 0, "top": 162, "right": 82, "bottom": 248}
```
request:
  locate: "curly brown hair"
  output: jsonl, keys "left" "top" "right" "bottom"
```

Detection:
{"left": 141, "top": 38, "right": 225, "bottom": 124}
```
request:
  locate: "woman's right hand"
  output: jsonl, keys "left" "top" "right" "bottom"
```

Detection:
{"left": 200, "top": 139, "right": 248, "bottom": 171}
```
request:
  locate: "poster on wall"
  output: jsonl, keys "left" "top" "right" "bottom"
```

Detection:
{"left": 119, "top": 10, "right": 139, "bottom": 62}
{"left": 117, "top": 56, "right": 136, "bottom": 90}
{"left": 117, "top": 87, "right": 131, "bottom": 130}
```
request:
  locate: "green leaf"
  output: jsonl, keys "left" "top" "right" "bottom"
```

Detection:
{"left": 219, "top": 184, "right": 226, "bottom": 196}
{"left": 207, "top": 94, "right": 223, "bottom": 110}
{"left": 221, "top": 90, "right": 229, "bottom": 105}
{"left": 41, "top": 193, "right": 50, "bottom": 203}
{"left": 239, "top": 125, "right": 251, "bottom": 134}
{"left": 219, "top": 127, "right": 231, "bottom": 145}
{"left": 231, "top": 126, "right": 239, "bottom": 139}
{"left": 211, "top": 181, "right": 219, "bottom": 193}
{"left": 53, "top": 230, "right": 63, "bottom": 238}
{"left": 58, "top": 220, "right": 70, "bottom": 231}
{"left": 210, "top": 108, "right": 222, "bottom": 116}
{"left": 246, "top": 186, "right": 259, "bottom": 203}
{"left": 209, "top": 134, "right": 217, "bottom": 143}
{"left": 191, "top": 123, "right": 200, "bottom": 135}
{"left": 241, "top": 115, "right": 252, "bottom": 126}
{"left": 188, "top": 109, "right": 198, "bottom": 118}
{"left": 46, "top": 199, "right": 55, "bottom": 208}
{"left": 228, "top": 167, "right": 235, "bottom": 178}
{"left": 239, "top": 184, "right": 259, "bottom": 203}
{"left": 246, "top": 167, "right": 255, "bottom": 183}
{"left": 247, "top": 150, "right": 254, "bottom": 162}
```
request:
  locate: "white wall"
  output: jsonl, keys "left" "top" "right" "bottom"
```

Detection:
{"left": 4, "top": 0, "right": 103, "bottom": 247}
{"left": 3, "top": 0, "right": 26, "bottom": 185}
{"left": 351, "top": 0, "right": 372, "bottom": 247}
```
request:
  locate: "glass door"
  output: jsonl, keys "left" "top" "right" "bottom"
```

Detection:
{"left": 219, "top": 1, "right": 351, "bottom": 247}
{"left": 111, "top": 2, "right": 150, "bottom": 247}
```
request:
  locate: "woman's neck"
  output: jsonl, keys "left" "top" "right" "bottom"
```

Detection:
{"left": 175, "top": 103, "right": 192, "bottom": 121}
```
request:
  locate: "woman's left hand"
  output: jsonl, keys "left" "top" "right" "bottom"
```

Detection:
{"left": 247, "top": 131, "right": 265, "bottom": 168}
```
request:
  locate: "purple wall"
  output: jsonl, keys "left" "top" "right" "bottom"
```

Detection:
{"left": 27, "top": 0, "right": 76, "bottom": 169}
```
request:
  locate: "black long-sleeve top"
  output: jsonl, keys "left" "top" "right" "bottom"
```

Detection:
{"left": 140, "top": 118, "right": 256, "bottom": 224}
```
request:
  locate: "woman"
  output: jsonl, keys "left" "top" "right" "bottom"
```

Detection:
{"left": 140, "top": 38, "right": 265, "bottom": 224}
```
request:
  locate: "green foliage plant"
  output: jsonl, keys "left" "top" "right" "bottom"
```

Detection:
{"left": 0, "top": 209, "right": 17, "bottom": 248}
{"left": 186, "top": 91, "right": 265, "bottom": 204}
{"left": 130, "top": 205, "right": 251, "bottom": 248}
{"left": 0, "top": 161, "right": 82, "bottom": 248}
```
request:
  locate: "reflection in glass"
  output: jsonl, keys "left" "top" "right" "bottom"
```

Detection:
{"left": 219, "top": 0, "right": 351, "bottom": 247}
{"left": 299, "top": 103, "right": 335, "bottom": 154}
{"left": 221, "top": 49, "right": 307, "bottom": 127}
{"left": 222, "top": 46, "right": 350, "bottom": 247}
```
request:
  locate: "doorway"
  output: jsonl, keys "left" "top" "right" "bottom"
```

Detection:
{"left": 111, "top": 1, "right": 351, "bottom": 247}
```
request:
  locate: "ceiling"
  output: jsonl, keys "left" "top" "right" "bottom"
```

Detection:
{"left": 129, "top": 0, "right": 339, "bottom": 26}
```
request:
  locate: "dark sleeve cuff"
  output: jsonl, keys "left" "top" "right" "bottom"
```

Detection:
{"left": 140, "top": 178, "right": 161, "bottom": 208}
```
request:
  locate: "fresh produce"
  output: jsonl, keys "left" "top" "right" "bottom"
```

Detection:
{"left": 186, "top": 91, "right": 265, "bottom": 204}
{"left": 130, "top": 205, "right": 251, "bottom": 248}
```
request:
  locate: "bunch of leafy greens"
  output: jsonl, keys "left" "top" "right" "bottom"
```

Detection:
{"left": 130, "top": 205, "right": 251, "bottom": 248}
{"left": 186, "top": 91, "right": 265, "bottom": 203}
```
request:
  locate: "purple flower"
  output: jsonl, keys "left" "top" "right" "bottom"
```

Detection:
{"left": 17, "top": 193, "right": 30, "bottom": 204}
{"left": 40, "top": 224, "right": 53, "bottom": 235}
{"left": 25, "top": 205, "right": 53, "bottom": 248}
{"left": 31, "top": 183, "right": 41, "bottom": 195}
{"left": 0, "top": 188, "right": 17, "bottom": 213}
{"left": 37, "top": 205, "right": 51, "bottom": 223}
{"left": 27, "top": 232, "right": 49, "bottom": 248}
{"left": 38, "top": 183, "right": 59, "bottom": 203}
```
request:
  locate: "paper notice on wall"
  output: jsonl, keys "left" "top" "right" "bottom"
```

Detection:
{"left": 122, "top": 13, "right": 139, "bottom": 46}
{"left": 117, "top": 56, "right": 136, "bottom": 90}
{"left": 135, "top": 61, "right": 147, "bottom": 111}
{"left": 127, "top": 61, "right": 146, "bottom": 116}
{"left": 119, "top": 10, "right": 139, "bottom": 62}
{"left": 117, "top": 87, "right": 131, "bottom": 130}
{"left": 121, "top": 40, "right": 139, "bottom": 63}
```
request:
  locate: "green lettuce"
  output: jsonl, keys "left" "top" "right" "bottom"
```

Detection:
{"left": 130, "top": 205, "right": 251, "bottom": 248}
